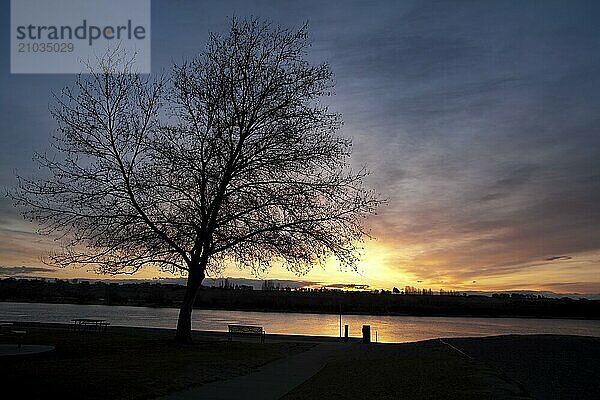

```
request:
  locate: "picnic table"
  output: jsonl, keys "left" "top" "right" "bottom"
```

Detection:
{"left": 0, "top": 322, "right": 14, "bottom": 335}
{"left": 0, "top": 322, "right": 13, "bottom": 329}
{"left": 71, "top": 318, "right": 110, "bottom": 332}
{"left": 0, "top": 323, "right": 27, "bottom": 349}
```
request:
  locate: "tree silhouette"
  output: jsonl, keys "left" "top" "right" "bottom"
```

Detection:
{"left": 14, "top": 18, "right": 381, "bottom": 343}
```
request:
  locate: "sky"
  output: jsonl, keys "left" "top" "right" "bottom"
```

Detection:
{"left": 1, "top": 0, "right": 599, "bottom": 294}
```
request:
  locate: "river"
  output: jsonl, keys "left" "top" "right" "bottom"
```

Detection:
{"left": 1, "top": 301, "right": 599, "bottom": 342}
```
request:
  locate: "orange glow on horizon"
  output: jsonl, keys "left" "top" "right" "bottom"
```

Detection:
{"left": 1, "top": 225, "right": 599, "bottom": 294}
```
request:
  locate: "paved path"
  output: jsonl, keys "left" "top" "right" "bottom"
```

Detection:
{"left": 160, "top": 342, "right": 350, "bottom": 400}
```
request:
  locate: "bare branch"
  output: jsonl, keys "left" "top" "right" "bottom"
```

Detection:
{"left": 12, "top": 18, "right": 382, "bottom": 284}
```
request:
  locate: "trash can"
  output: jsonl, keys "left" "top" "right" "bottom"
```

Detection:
{"left": 362, "top": 325, "right": 371, "bottom": 343}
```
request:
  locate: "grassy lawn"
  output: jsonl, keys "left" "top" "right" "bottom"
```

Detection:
{"left": 281, "top": 339, "right": 530, "bottom": 400}
{"left": 0, "top": 326, "right": 313, "bottom": 399}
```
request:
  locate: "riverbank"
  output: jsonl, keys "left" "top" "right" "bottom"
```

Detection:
{"left": 0, "top": 323, "right": 315, "bottom": 400}
{"left": 1, "top": 323, "right": 598, "bottom": 399}
{"left": 3, "top": 320, "right": 352, "bottom": 343}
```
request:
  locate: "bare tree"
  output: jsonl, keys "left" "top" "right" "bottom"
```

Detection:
{"left": 14, "top": 18, "right": 381, "bottom": 343}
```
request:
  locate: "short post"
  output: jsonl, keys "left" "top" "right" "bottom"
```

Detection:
{"left": 344, "top": 324, "right": 349, "bottom": 342}
{"left": 12, "top": 330, "right": 26, "bottom": 350}
{"left": 339, "top": 303, "right": 342, "bottom": 340}
{"left": 362, "top": 325, "right": 370, "bottom": 344}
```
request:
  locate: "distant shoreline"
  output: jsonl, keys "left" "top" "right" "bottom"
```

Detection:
{"left": 1, "top": 298, "right": 600, "bottom": 321}
{"left": 2, "top": 278, "right": 599, "bottom": 320}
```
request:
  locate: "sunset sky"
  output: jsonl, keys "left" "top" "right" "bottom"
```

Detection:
{"left": 1, "top": 1, "right": 599, "bottom": 294}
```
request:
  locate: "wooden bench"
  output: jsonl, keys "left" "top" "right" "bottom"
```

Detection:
{"left": 228, "top": 325, "right": 265, "bottom": 343}
{"left": 71, "top": 318, "right": 110, "bottom": 332}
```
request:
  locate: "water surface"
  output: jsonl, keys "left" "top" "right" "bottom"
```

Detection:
{"left": 1, "top": 301, "right": 599, "bottom": 343}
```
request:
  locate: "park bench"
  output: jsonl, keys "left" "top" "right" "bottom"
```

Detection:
{"left": 71, "top": 318, "right": 110, "bottom": 332}
{"left": 228, "top": 324, "right": 265, "bottom": 343}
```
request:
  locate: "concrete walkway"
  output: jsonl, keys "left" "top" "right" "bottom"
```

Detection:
{"left": 160, "top": 341, "right": 350, "bottom": 400}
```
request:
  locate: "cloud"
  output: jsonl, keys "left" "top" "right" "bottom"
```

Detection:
{"left": 545, "top": 256, "right": 573, "bottom": 262}
{"left": 323, "top": 283, "right": 371, "bottom": 290}
{"left": 0, "top": 266, "right": 55, "bottom": 276}
{"left": 0, "top": 1, "right": 599, "bottom": 292}
{"left": 492, "top": 164, "right": 540, "bottom": 189}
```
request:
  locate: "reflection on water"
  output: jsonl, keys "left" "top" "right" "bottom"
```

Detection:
{"left": 1, "top": 301, "right": 599, "bottom": 343}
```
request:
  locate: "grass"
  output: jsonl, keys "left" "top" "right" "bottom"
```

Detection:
{"left": 0, "top": 326, "right": 313, "bottom": 399}
{"left": 281, "top": 339, "right": 530, "bottom": 400}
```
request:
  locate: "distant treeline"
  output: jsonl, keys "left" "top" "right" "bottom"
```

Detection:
{"left": 1, "top": 278, "right": 598, "bottom": 319}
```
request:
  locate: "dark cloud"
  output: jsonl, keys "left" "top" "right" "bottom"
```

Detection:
{"left": 323, "top": 283, "right": 371, "bottom": 290}
{"left": 492, "top": 164, "right": 540, "bottom": 189}
{"left": 545, "top": 256, "right": 573, "bottom": 262}
{"left": 479, "top": 193, "right": 507, "bottom": 202}
{"left": 0, "top": 266, "right": 55, "bottom": 276}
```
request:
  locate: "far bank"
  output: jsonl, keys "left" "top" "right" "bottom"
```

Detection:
{"left": 1, "top": 278, "right": 599, "bottom": 320}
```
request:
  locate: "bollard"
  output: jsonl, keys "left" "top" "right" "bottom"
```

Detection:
{"left": 344, "top": 324, "right": 349, "bottom": 342}
{"left": 362, "top": 325, "right": 371, "bottom": 344}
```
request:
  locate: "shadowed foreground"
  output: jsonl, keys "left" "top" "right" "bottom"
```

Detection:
{"left": 447, "top": 335, "right": 600, "bottom": 400}
{"left": 281, "top": 339, "right": 530, "bottom": 400}
{"left": 283, "top": 335, "right": 600, "bottom": 400}
{"left": 1, "top": 325, "right": 597, "bottom": 400}
{"left": 0, "top": 325, "right": 312, "bottom": 400}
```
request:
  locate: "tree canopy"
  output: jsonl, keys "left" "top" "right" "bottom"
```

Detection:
{"left": 14, "top": 17, "right": 381, "bottom": 342}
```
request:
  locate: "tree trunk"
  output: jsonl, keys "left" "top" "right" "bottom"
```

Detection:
{"left": 175, "top": 268, "right": 204, "bottom": 344}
